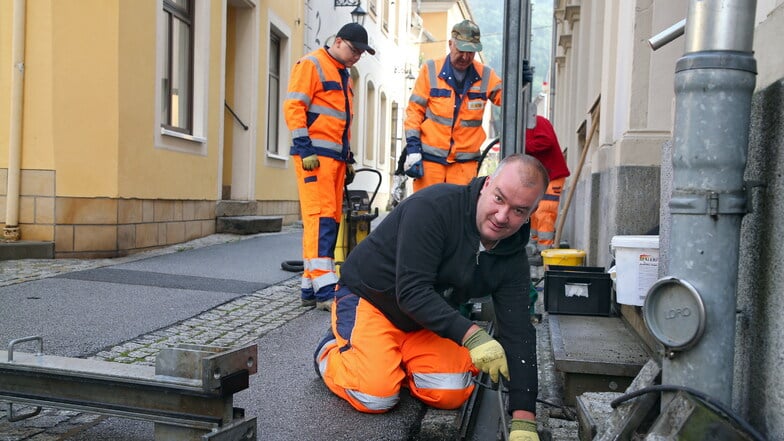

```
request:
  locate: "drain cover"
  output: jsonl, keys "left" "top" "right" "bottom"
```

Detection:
{"left": 643, "top": 277, "right": 706, "bottom": 353}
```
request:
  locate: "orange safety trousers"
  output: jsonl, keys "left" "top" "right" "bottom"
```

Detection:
{"left": 293, "top": 156, "right": 346, "bottom": 300}
{"left": 315, "top": 286, "right": 478, "bottom": 413}
{"left": 412, "top": 161, "right": 478, "bottom": 193}
{"left": 530, "top": 177, "right": 565, "bottom": 251}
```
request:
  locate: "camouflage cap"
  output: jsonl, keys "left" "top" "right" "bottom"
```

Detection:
{"left": 451, "top": 20, "right": 482, "bottom": 52}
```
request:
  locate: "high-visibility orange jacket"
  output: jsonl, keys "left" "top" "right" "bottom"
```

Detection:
{"left": 404, "top": 56, "right": 502, "bottom": 165}
{"left": 284, "top": 46, "right": 354, "bottom": 163}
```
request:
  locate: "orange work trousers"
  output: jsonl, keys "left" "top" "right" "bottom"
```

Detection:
{"left": 315, "top": 286, "right": 477, "bottom": 413}
{"left": 530, "top": 177, "right": 565, "bottom": 252}
{"left": 293, "top": 156, "right": 346, "bottom": 301}
{"left": 412, "top": 160, "right": 478, "bottom": 193}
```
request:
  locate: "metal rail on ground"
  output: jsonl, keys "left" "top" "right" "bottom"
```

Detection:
{"left": 0, "top": 336, "right": 258, "bottom": 440}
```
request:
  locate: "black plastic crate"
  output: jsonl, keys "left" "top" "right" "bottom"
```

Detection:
{"left": 544, "top": 265, "right": 612, "bottom": 316}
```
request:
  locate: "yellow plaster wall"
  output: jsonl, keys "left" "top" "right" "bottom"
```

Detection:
{"left": 51, "top": 0, "right": 120, "bottom": 196}
{"left": 0, "top": 0, "right": 11, "bottom": 163}
{"left": 420, "top": 13, "right": 450, "bottom": 62}
{"left": 7, "top": 1, "right": 57, "bottom": 171}
{"left": 254, "top": 1, "right": 307, "bottom": 202}
{"left": 116, "top": 1, "right": 220, "bottom": 200}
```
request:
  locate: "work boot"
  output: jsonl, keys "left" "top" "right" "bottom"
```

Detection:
{"left": 313, "top": 327, "right": 337, "bottom": 379}
{"left": 301, "top": 298, "right": 317, "bottom": 307}
{"left": 316, "top": 298, "right": 333, "bottom": 311}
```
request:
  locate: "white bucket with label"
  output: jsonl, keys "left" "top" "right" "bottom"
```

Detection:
{"left": 611, "top": 235, "right": 659, "bottom": 306}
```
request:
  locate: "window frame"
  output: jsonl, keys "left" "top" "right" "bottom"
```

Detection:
{"left": 267, "top": 32, "right": 282, "bottom": 157}
{"left": 266, "top": 13, "right": 293, "bottom": 163}
{"left": 161, "top": 0, "right": 195, "bottom": 135}
{"left": 155, "top": 0, "right": 209, "bottom": 154}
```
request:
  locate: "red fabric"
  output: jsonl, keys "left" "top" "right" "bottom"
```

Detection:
{"left": 525, "top": 116, "right": 570, "bottom": 180}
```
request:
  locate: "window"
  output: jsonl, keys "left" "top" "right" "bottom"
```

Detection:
{"left": 382, "top": 0, "right": 390, "bottom": 34}
{"left": 162, "top": 0, "right": 194, "bottom": 134}
{"left": 364, "top": 82, "right": 376, "bottom": 163}
{"left": 267, "top": 33, "right": 281, "bottom": 156}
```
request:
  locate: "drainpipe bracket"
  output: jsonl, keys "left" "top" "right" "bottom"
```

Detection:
{"left": 675, "top": 50, "right": 757, "bottom": 74}
{"left": 669, "top": 190, "right": 746, "bottom": 215}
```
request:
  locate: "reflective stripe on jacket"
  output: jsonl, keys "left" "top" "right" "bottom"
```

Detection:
{"left": 284, "top": 46, "right": 353, "bottom": 162}
{"left": 404, "top": 56, "right": 502, "bottom": 165}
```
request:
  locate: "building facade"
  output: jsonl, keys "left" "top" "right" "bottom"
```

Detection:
{"left": 0, "top": 0, "right": 474, "bottom": 258}
{"left": 551, "top": 0, "right": 784, "bottom": 438}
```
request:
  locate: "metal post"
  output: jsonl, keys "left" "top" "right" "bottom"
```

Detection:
{"left": 664, "top": 0, "right": 757, "bottom": 405}
{"left": 500, "top": 0, "right": 532, "bottom": 157}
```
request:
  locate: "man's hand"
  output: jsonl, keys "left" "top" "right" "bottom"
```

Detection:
{"left": 462, "top": 328, "right": 509, "bottom": 383}
{"left": 510, "top": 419, "right": 539, "bottom": 441}
{"left": 404, "top": 152, "right": 424, "bottom": 178}
{"left": 345, "top": 164, "right": 355, "bottom": 185}
{"left": 302, "top": 154, "right": 320, "bottom": 171}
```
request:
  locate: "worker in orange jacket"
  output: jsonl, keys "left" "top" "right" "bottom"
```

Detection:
{"left": 284, "top": 23, "right": 375, "bottom": 311}
{"left": 525, "top": 115, "right": 570, "bottom": 253}
{"left": 403, "top": 20, "right": 532, "bottom": 192}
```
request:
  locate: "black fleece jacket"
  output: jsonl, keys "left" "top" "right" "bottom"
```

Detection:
{"left": 339, "top": 176, "right": 538, "bottom": 413}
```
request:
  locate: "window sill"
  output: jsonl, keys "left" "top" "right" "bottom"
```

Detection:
{"left": 266, "top": 152, "right": 289, "bottom": 162}
{"left": 161, "top": 128, "right": 207, "bottom": 144}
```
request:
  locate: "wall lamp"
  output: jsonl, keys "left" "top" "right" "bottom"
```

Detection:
{"left": 335, "top": 0, "right": 367, "bottom": 25}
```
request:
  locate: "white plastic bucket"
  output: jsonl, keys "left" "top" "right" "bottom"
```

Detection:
{"left": 611, "top": 235, "right": 659, "bottom": 306}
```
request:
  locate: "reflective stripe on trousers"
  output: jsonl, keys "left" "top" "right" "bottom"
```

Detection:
{"left": 530, "top": 176, "right": 565, "bottom": 250}
{"left": 315, "top": 286, "right": 477, "bottom": 413}
{"left": 294, "top": 156, "right": 345, "bottom": 299}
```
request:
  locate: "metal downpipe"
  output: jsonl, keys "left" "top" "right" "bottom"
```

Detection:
{"left": 664, "top": 0, "right": 757, "bottom": 405}
{"left": 4, "top": 0, "right": 26, "bottom": 242}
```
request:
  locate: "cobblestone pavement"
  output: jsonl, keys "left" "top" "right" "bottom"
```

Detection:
{"left": 0, "top": 229, "right": 311, "bottom": 440}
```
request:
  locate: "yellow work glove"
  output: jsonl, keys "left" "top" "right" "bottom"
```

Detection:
{"left": 510, "top": 419, "right": 539, "bottom": 441}
{"left": 302, "top": 154, "right": 320, "bottom": 171}
{"left": 345, "top": 164, "right": 355, "bottom": 185}
{"left": 462, "top": 328, "right": 509, "bottom": 383}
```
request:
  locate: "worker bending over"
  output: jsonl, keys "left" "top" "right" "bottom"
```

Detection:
{"left": 314, "top": 154, "right": 547, "bottom": 441}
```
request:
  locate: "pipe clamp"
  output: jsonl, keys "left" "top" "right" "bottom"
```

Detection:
{"left": 669, "top": 190, "right": 746, "bottom": 215}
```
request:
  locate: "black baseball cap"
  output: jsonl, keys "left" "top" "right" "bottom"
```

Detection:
{"left": 336, "top": 23, "right": 376, "bottom": 55}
